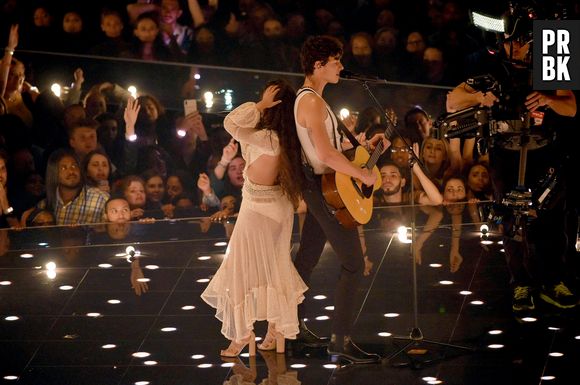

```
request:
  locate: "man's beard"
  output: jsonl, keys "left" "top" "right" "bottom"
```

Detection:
{"left": 382, "top": 182, "right": 401, "bottom": 196}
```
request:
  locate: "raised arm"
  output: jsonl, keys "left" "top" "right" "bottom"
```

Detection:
{"left": 224, "top": 85, "right": 282, "bottom": 153}
{"left": 1, "top": 24, "right": 18, "bottom": 97}
{"left": 187, "top": 0, "right": 206, "bottom": 28}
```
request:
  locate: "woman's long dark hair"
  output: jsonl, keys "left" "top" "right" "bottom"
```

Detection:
{"left": 255, "top": 79, "right": 305, "bottom": 208}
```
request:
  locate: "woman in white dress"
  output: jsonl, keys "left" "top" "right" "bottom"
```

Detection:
{"left": 201, "top": 80, "right": 308, "bottom": 357}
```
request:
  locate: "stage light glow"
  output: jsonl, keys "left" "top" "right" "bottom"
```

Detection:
{"left": 471, "top": 11, "right": 505, "bottom": 33}
{"left": 102, "top": 344, "right": 116, "bottom": 349}
{"left": 339, "top": 108, "right": 350, "bottom": 119}
{"left": 488, "top": 344, "right": 504, "bottom": 349}
{"left": 99, "top": 263, "right": 113, "bottom": 268}
{"left": 191, "top": 354, "right": 205, "bottom": 359}
{"left": 128, "top": 86, "right": 138, "bottom": 98}
{"left": 488, "top": 330, "right": 503, "bottom": 335}
{"left": 549, "top": 352, "right": 563, "bottom": 357}
{"left": 51, "top": 83, "right": 61, "bottom": 97}
{"left": 5, "top": 316, "right": 19, "bottom": 321}
{"left": 132, "top": 352, "right": 150, "bottom": 358}
{"left": 181, "top": 305, "right": 195, "bottom": 310}
{"left": 429, "top": 263, "right": 443, "bottom": 268}
{"left": 59, "top": 285, "right": 73, "bottom": 291}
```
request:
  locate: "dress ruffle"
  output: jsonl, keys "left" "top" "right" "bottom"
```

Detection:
{"left": 201, "top": 180, "right": 308, "bottom": 341}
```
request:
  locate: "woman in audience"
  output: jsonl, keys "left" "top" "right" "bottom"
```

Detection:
{"left": 0, "top": 151, "right": 19, "bottom": 228}
{"left": 142, "top": 169, "right": 166, "bottom": 210}
{"left": 134, "top": 94, "right": 174, "bottom": 149}
{"left": 58, "top": 10, "right": 87, "bottom": 54}
{"left": 121, "top": 11, "right": 183, "bottom": 62}
{"left": 465, "top": 162, "right": 493, "bottom": 201}
{"left": 1, "top": 25, "right": 38, "bottom": 129}
{"left": 419, "top": 137, "right": 460, "bottom": 189}
{"left": 117, "top": 175, "right": 148, "bottom": 220}
{"left": 83, "top": 149, "right": 112, "bottom": 194}
{"left": 210, "top": 153, "right": 245, "bottom": 203}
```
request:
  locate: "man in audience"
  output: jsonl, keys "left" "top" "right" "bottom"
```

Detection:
{"left": 37, "top": 149, "right": 107, "bottom": 225}
{"left": 68, "top": 118, "right": 98, "bottom": 163}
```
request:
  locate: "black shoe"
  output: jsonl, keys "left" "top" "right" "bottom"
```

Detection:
{"left": 512, "top": 286, "right": 535, "bottom": 311}
{"left": 293, "top": 320, "right": 328, "bottom": 348}
{"left": 327, "top": 334, "right": 380, "bottom": 364}
{"left": 540, "top": 282, "right": 578, "bottom": 309}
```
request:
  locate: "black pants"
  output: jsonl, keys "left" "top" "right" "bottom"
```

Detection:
{"left": 294, "top": 175, "right": 363, "bottom": 336}
{"left": 493, "top": 146, "right": 568, "bottom": 287}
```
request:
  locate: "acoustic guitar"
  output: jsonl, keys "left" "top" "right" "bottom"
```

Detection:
{"left": 321, "top": 139, "right": 386, "bottom": 229}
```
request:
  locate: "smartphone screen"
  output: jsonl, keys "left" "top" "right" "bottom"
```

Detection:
{"left": 184, "top": 99, "right": 197, "bottom": 116}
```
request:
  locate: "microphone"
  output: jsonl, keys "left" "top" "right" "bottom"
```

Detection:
{"left": 339, "top": 70, "right": 385, "bottom": 83}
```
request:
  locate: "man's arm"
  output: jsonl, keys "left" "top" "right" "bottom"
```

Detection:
{"left": 299, "top": 94, "right": 375, "bottom": 185}
{"left": 525, "top": 90, "right": 577, "bottom": 117}
{"left": 446, "top": 82, "right": 498, "bottom": 113}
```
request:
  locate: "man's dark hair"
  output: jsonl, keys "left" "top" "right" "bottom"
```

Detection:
{"left": 45, "top": 148, "right": 84, "bottom": 212}
{"left": 300, "top": 35, "right": 343, "bottom": 75}
{"left": 68, "top": 117, "right": 99, "bottom": 137}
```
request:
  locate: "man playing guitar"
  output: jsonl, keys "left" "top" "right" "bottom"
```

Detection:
{"left": 293, "top": 35, "right": 387, "bottom": 364}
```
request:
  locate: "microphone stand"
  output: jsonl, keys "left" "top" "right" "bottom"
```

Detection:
{"left": 352, "top": 79, "right": 474, "bottom": 368}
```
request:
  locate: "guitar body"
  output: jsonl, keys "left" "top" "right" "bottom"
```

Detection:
{"left": 321, "top": 146, "right": 382, "bottom": 228}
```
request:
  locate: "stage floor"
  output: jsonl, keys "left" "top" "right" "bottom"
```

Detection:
{"left": 1, "top": 204, "right": 578, "bottom": 385}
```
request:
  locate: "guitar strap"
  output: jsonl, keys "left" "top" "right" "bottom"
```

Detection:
{"left": 296, "top": 87, "right": 362, "bottom": 166}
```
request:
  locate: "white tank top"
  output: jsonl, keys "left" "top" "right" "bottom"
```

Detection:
{"left": 294, "top": 87, "right": 341, "bottom": 175}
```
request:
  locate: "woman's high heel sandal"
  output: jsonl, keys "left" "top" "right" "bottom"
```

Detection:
{"left": 258, "top": 327, "right": 285, "bottom": 354}
{"left": 220, "top": 331, "right": 256, "bottom": 357}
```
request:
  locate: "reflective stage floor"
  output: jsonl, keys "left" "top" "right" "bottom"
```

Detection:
{"left": 1, "top": 204, "right": 578, "bottom": 385}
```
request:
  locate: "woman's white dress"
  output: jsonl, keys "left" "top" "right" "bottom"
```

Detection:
{"left": 201, "top": 102, "right": 308, "bottom": 342}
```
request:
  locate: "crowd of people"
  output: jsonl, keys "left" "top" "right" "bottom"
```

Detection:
{"left": 0, "top": 0, "right": 546, "bottom": 85}
{"left": 0, "top": 0, "right": 510, "bottom": 230}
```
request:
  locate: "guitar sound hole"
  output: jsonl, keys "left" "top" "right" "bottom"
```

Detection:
{"left": 361, "top": 184, "right": 373, "bottom": 198}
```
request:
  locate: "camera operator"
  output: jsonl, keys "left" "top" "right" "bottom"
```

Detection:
{"left": 446, "top": 6, "right": 578, "bottom": 313}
